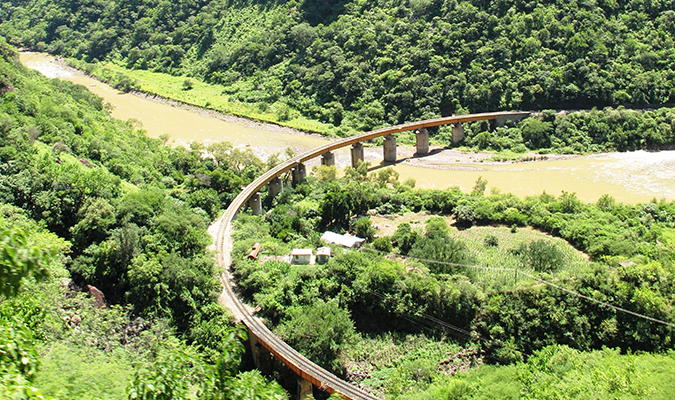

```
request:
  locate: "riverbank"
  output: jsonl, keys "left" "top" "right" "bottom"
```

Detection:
{"left": 131, "top": 90, "right": 328, "bottom": 140}
{"left": 39, "top": 53, "right": 581, "bottom": 169}
{"left": 64, "top": 56, "right": 336, "bottom": 136}
{"left": 26, "top": 51, "right": 327, "bottom": 141}
{"left": 20, "top": 51, "right": 675, "bottom": 203}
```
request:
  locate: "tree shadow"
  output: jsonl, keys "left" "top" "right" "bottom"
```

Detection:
{"left": 367, "top": 159, "right": 406, "bottom": 173}
{"left": 366, "top": 148, "right": 444, "bottom": 172}
{"left": 299, "top": 0, "right": 349, "bottom": 26}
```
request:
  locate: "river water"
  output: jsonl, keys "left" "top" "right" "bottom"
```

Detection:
{"left": 20, "top": 52, "right": 675, "bottom": 204}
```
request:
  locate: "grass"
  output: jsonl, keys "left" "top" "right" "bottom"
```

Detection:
{"left": 75, "top": 60, "right": 338, "bottom": 136}
{"left": 452, "top": 225, "right": 590, "bottom": 287}
{"left": 340, "top": 332, "right": 463, "bottom": 397}
{"left": 371, "top": 213, "right": 591, "bottom": 288}
{"left": 396, "top": 364, "right": 521, "bottom": 400}
{"left": 35, "top": 342, "right": 134, "bottom": 400}
{"left": 397, "top": 347, "right": 675, "bottom": 400}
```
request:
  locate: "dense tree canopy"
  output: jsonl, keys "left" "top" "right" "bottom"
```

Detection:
{"left": 0, "top": 38, "right": 286, "bottom": 398}
{"left": 1, "top": 0, "right": 674, "bottom": 136}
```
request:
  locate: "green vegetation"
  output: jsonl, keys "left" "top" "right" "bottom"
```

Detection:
{"left": 231, "top": 166, "right": 675, "bottom": 397}
{"left": 460, "top": 107, "right": 675, "bottom": 154}
{"left": 0, "top": 226, "right": 56, "bottom": 297}
{"left": 66, "top": 59, "right": 333, "bottom": 134}
{"left": 2, "top": 0, "right": 675, "bottom": 397}
{"left": 1, "top": 0, "right": 675, "bottom": 150}
{"left": 400, "top": 345, "right": 675, "bottom": 400}
{"left": 0, "top": 38, "right": 286, "bottom": 398}
{"left": 275, "top": 299, "right": 356, "bottom": 372}
{"left": 343, "top": 333, "right": 464, "bottom": 396}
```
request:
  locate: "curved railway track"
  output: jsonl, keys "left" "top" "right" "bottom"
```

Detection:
{"left": 214, "top": 111, "right": 529, "bottom": 399}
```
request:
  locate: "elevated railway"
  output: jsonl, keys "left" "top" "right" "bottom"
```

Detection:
{"left": 214, "top": 111, "right": 530, "bottom": 399}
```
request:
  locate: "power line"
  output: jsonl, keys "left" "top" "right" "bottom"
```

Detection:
{"left": 518, "top": 270, "right": 675, "bottom": 328}
{"left": 362, "top": 247, "right": 675, "bottom": 329}
{"left": 367, "top": 290, "right": 473, "bottom": 339}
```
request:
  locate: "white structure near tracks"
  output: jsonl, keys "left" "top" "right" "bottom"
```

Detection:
{"left": 321, "top": 231, "right": 365, "bottom": 248}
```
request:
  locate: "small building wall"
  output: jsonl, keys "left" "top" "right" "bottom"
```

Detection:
{"left": 291, "top": 249, "right": 313, "bottom": 265}
{"left": 292, "top": 255, "right": 311, "bottom": 264}
{"left": 316, "top": 247, "right": 331, "bottom": 264}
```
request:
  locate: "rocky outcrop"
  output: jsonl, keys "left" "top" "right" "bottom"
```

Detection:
{"left": 86, "top": 284, "right": 106, "bottom": 308}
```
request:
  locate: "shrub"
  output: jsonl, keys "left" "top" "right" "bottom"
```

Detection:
{"left": 373, "top": 236, "right": 393, "bottom": 253}
{"left": 518, "top": 239, "right": 564, "bottom": 272}
{"left": 392, "top": 222, "right": 418, "bottom": 255}
{"left": 274, "top": 300, "right": 355, "bottom": 373}
{"left": 456, "top": 204, "right": 477, "bottom": 227}
{"left": 484, "top": 233, "right": 499, "bottom": 247}
{"left": 354, "top": 217, "right": 376, "bottom": 241}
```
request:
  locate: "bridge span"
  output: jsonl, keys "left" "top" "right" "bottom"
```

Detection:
{"left": 214, "top": 111, "right": 530, "bottom": 399}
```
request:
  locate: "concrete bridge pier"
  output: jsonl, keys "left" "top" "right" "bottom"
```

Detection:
{"left": 489, "top": 114, "right": 529, "bottom": 131}
{"left": 321, "top": 151, "right": 335, "bottom": 166}
{"left": 383, "top": 134, "right": 397, "bottom": 162}
{"left": 292, "top": 163, "right": 306, "bottom": 186}
{"left": 489, "top": 116, "right": 508, "bottom": 131}
{"left": 247, "top": 192, "right": 262, "bottom": 215}
{"left": 495, "top": 115, "right": 509, "bottom": 128}
{"left": 297, "top": 378, "right": 313, "bottom": 400}
{"left": 268, "top": 176, "right": 283, "bottom": 198}
{"left": 415, "top": 128, "right": 429, "bottom": 155}
{"left": 350, "top": 142, "right": 364, "bottom": 168}
{"left": 248, "top": 328, "right": 273, "bottom": 374}
{"left": 452, "top": 123, "right": 465, "bottom": 143}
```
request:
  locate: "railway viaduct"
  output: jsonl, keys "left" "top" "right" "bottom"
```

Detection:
{"left": 214, "top": 111, "right": 530, "bottom": 399}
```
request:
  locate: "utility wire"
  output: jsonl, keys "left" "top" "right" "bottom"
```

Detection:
{"left": 362, "top": 247, "right": 675, "bottom": 329}
{"left": 367, "top": 290, "right": 473, "bottom": 338}
{"left": 518, "top": 270, "right": 675, "bottom": 328}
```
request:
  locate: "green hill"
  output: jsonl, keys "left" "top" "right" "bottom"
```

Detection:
{"left": 1, "top": 0, "right": 674, "bottom": 135}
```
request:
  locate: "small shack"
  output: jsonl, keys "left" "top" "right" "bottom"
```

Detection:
{"left": 291, "top": 248, "right": 313, "bottom": 265}
{"left": 248, "top": 243, "right": 262, "bottom": 260}
{"left": 321, "top": 231, "right": 365, "bottom": 248}
{"left": 316, "top": 247, "right": 331, "bottom": 264}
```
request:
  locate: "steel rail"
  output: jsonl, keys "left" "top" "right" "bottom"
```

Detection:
{"left": 214, "top": 111, "right": 529, "bottom": 399}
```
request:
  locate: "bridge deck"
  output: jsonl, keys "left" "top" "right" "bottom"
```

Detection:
{"left": 214, "top": 111, "right": 529, "bottom": 399}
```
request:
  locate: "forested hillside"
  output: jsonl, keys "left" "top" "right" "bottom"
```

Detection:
{"left": 1, "top": 0, "right": 674, "bottom": 134}
{"left": 0, "top": 37, "right": 286, "bottom": 398}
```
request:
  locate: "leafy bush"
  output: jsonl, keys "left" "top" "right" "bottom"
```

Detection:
{"left": 516, "top": 239, "right": 565, "bottom": 273}
{"left": 0, "top": 321, "right": 40, "bottom": 381}
{"left": 354, "top": 217, "right": 376, "bottom": 241}
{"left": 275, "top": 300, "right": 355, "bottom": 373}
{"left": 456, "top": 204, "right": 477, "bottom": 227}
{"left": 409, "top": 219, "right": 472, "bottom": 275}
{"left": 373, "top": 236, "right": 393, "bottom": 253}
{"left": 484, "top": 233, "right": 499, "bottom": 247}
{"left": 392, "top": 222, "right": 418, "bottom": 255}
{"left": 0, "top": 227, "right": 55, "bottom": 297}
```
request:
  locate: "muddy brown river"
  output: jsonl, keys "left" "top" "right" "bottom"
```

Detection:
{"left": 21, "top": 52, "right": 675, "bottom": 204}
